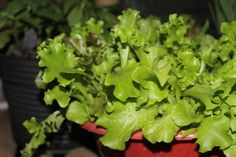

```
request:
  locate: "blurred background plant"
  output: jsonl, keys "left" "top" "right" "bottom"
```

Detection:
{"left": 0, "top": 0, "right": 116, "bottom": 58}
{"left": 209, "top": 0, "right": 236, "bottom": 35}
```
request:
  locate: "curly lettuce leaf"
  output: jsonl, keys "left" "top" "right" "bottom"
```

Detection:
{"left": 96, "top": 101, "right": 158, "bottom": 150}
{"left": 38, "top": 34, "right": 79, "bottom": 86}
{"left": 153, "top": 55, "right": 173, "bottom": 86}
{"left": 112, "top": 9, "right": 143, "bottom": 46}
{"left": 224, "top": 145, "right": 236, "bottom": 157}
{"left": 132, "top": 66, "right": 168, "bottom": 106}
{"left": 196, "top": 115, "right": 232, "bottom": 152}
{"left": 21, "top": 111, "right": 65, "bottom": 157}
{"left": 172, "top": 99, "right": 202, "bottom": 127}
{"left": 184, "top": 84, "right": 217, "bottom": 110}
{"left": 142, "top": 115, "right": 179, "bottom": 143}
{"left": 44, "top": 86, "right": 71, "bottom": 108}
{"left": 105, "top": 59, "right": 140, "bottom": 101}
{"left": 66, "top": 101, "right": 89, "bottom": 124}
{"left": 160, "top": 14, "right": 191, "bottom": 51}
{"left": 176, "top": 50, "right": 201, "bottom": 90}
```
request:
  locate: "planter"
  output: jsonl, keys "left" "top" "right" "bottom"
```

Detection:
{"left": 82, "top": 121, "right": 224, "bottom": 157}
{"left": 0, "top": 55, "right": 54, "bottom": 148}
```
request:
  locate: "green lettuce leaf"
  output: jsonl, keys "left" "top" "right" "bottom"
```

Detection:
{"left": 38, "top": 34, "right": 79, "bottom": 86}
{"left": 133, "top": 66, "right": 168, "bottom": 106}
{"left": 224, "top": 145, "right": 236, "bottom": 157}
{"left": 142, "top": 114, "right": 179, "bottom": 143}
{"left": 44, "top": 86, "right": 71, "bottom": 108}
{"left": 184, "top": 84, "right": 217, "bottom": 110}
{"left": 66, "top": 101, "right": 89, "bottom": 124}
{"left": 96, "top": 101, "right": 158, "bottom": 150}
{"left": 196, "top": 115, "right": 232, "bottom": 152}
{"left": 105, "top": 59, "right": 140, "bottom": 101}
{"left": 172, "top": 99, "right": 202, "bottom": 127}
{"left": 21, "top": 111, "right": 65, "bottom": 157}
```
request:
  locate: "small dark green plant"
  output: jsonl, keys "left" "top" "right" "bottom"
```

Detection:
{"left": 23, "top": 8, "right": 236, "bottom": 157}
{"left": 0, "top": 0, "right": 116, "bottom": 58}
{"left": 209, "top": 0, "right": 236, "bottom": 34}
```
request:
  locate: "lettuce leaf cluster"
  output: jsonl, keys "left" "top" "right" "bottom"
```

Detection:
{"left": 24, "top": 9, "right": 236, "bottom": 157}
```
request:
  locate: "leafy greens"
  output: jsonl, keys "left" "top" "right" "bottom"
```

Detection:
{"left": 23, "top": 9, "right": 236, "bottom": 157}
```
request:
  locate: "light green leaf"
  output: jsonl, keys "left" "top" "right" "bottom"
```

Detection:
{"left": 112, "top": 9, "right": 146, "bottom": 47}
{"left": 38, "top": 34, "right": 79, "bottom": 86}
{"left": 153, "top": 56, "right": 173, "bottom": 86}
{"left": 142, "top": 115, "right": 179, "bottom": 143}
{"left": 86, "top": 18, "right": 104, "bottom": 35}
{"left": 119, "top": 45, "right": 129, "bottom": 68}
{"left": 196, "top": 115, "right": 232, "bottom": 152}
{"left": 133, "top": 66, "right": 168, "bottom": 105}
{"left": 112, "top": 9, "right": 140, "bottom": 43}
{"left": 92, "top": 48, "right": 119, "bottom": 77}
{"left": 44, "top": 86, "right": 70, "bottom": 108}
{"left": 96, "top": 101, "right": 158, "bottom": 150}
{"left": 21, "top": 111, "right": 65, "bottom": 157}
{"left": 66, "top": 101, "right": 88, "bottom": 124}
{"left": 137, "top": 81, "right": 168, "bottom": 106}
{"left": 172, "top": 99, "right": 202, "bottom": 127}
{"left": 226, "top": 94, "right": 236, "bottom": 107}
{"left": 230, "top": 117, "right": 236, "bottom": 132}
{"left": 139, "top": 16, "right": 160, "bottom": 44}
{"left": 23, "top": 117, "right": 39, "bottom": 134}
{"left": 224, "top": 145, "right": 236, "bottom": 157}
{"left": 184, "top": 84, "right": 217, "bottom": 110}
{"left": 136, "top": 46, "right": 159, "bottom": 67}
{"left": 176, "top": 50, "right": 201, "bottom": 89}
{"left": 132, "top": 66, "right": 157, "bottom": 84}
{"left": 105, "top": 59, "right": 140, "bottom": 101}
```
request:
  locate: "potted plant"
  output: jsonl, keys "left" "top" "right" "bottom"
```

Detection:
{"left": 22, "top": 8, "right": 236, "bottom": 157}
{"left": 0, "top": 0, "right": 116, "bottom": 152}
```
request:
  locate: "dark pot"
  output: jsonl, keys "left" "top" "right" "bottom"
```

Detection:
{"left": 0, "top": 55, "right": 54, "bottom": 148}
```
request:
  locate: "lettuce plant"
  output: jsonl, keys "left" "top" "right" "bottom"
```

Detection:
{"left": 22, "top": 9, "right": 236, "bottom": 157}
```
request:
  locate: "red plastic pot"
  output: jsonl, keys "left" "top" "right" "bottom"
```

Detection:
{"left": 82, "top": 121, "right": 224, "bottom": 157}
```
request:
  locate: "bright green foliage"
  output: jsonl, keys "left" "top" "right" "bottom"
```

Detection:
{"left": 21, "top": 111, "right": 65, "bottom": 157}
{"left": 37, "top": 34, "right": 78, "bottom": 86}
{"left": 96, "top": 101, "right": 158, "bottom": 150}
{"left": 105, "top": 59, "right": 140, "bottom": 101}
{"left": 196, "top": 115, "right": 232, "bottom": 152}
{"left": 143, "top": 115, "right": 179, "bottom": 143}
{"left": 184, "top": 84, "right": 217, "bottom": 110}
{"left": 172, "top": 99, "right": 202, "bottom": 126}
{"left": 44, "top": 86, "right": 71, "bottom": 108}
{"left": 24, "top": 8, "right": 236, "bottom": 157}
{"left": 66, "top": 101, "right": 89, "bottom": 124}
{"left": 224, "top": 145, "right": 236, "bottom": 157}
{"left": 132, "top": 66, "right": 168, "bottom": 106}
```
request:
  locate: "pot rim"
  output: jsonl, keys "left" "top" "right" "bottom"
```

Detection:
{"left": 82, "top": 121, "right": 195, "bottom": 141}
